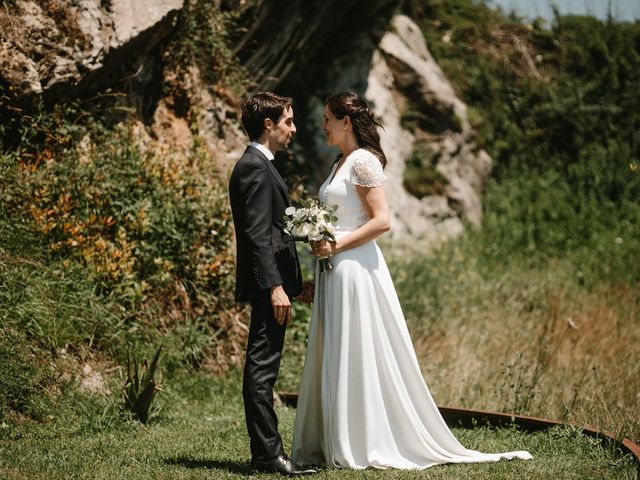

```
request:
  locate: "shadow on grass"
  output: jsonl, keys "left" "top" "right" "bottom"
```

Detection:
{"left": 164, "top": 456, "right": 251, "bottom": 475}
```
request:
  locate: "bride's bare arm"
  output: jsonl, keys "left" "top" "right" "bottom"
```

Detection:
{"left": 311, "top": 185, "right": 390, "bottom": 257}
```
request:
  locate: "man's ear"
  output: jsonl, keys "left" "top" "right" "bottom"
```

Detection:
{"left": 264, "top": 118, "right": 273, "bottom": 131}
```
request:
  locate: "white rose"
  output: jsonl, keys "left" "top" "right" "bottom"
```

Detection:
{"left": 285, "top": 206, "right": 296, "bottom": 216}
{"left": 308, "top": 225, "right": 323, "bottom": 241}
{"left": 293, "top": 223, "right": 310, "bottom": 238}
{"left": 294, "top": 209, "right": 308, "bottom": 222}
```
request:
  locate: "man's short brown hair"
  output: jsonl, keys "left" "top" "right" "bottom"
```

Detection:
{"left": 241, "top": 92, "right": 293, "bottom": 141}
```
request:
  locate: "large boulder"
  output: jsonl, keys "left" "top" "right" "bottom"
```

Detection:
{"left": 374, "top": 15, "right": 491, "bottom": 246}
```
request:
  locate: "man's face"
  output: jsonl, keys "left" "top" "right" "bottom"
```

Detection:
{"left": 267, "top": 106, "right": 296, "bottom": 152}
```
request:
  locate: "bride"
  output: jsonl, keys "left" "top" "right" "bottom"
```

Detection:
{"left": 291, "top": 92, "right": 532, "bottom": 470}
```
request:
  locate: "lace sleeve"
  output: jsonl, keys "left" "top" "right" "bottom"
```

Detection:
{"left": 350, "top": 150, "right": 386, "bottom": 187}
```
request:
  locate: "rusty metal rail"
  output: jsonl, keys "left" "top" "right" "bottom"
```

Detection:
{"left": 278, "top": 392, "right": 640, "bottom": 475}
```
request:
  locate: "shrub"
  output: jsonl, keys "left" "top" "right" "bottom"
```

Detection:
{"left": 0, "top": 92, "right": 243, "bottom": 372}
{"left": 403, "top": 143, "right": 449, "bottom": 198}
{"left": 0, "top": 327, "right": 49, "bottom": 420}
{"left": 164, "top": 0, "right": 251, "bottom": 101}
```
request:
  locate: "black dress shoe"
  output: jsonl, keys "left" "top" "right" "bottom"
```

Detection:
{"left": 251, "top": 454, "right": 316, "bottom": 476}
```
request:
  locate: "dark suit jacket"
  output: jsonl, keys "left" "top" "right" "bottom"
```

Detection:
{"left": 229, "top": 146, "right": 302, "bottom": 302}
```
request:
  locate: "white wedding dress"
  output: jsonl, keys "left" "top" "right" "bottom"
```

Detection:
{"left": 291, "top": 148, "right": 532, "bottom": 469}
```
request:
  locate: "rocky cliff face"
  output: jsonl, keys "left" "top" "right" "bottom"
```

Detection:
{"left": 1, "top": 1, "right": 491, "bottom": 249}
{"left": 234, "top": 0, "right": 396, "bottom": 90}
{"left": 0, "top": 0, "right": 183, "bottom": 102}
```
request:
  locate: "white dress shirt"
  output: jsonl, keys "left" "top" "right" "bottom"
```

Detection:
{"left": 249, "top": 141, "right": 274, "bottom": 161}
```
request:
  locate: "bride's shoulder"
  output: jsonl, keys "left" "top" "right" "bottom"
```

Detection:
{"left": 349, "top": 148, "right": 378, "bottom": 162}
{"left": 349, "top": 149, "right": 382, "bottom": 170}
{"left": 349, "top": 149, "right": 386, "bottom": 187}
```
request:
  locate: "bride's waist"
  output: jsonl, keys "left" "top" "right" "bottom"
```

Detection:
{"left": 332, "top": 223, "right": 367, "bottom": 238}
{"left": 333, "top": 228, "right": 358, "bottom": 240}
{"left": 328, "top": 235, "right": 382, "bottom": 264}
{"left": 332, "top": 231, "right": 380, "bottom": 250}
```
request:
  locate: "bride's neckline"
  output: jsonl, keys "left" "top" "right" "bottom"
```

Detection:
{"left": 329, "top": 148, "right": 362, "bottom": 184}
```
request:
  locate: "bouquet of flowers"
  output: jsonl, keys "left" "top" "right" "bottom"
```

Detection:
{"left": 283, "top": 199, "right": 338, "bottom": 272}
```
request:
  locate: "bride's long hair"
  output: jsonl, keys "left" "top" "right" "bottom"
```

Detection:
{"left": 325, "top": 92, "right": 388, "bottom": 168}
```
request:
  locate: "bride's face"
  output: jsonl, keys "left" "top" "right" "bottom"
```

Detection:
{"left": 323, "top": 106, "right": 346, "bottom": 146}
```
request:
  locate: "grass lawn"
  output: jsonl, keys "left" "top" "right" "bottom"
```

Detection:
{"left": 0, "top": 372, "right": 635, "bottom": 480}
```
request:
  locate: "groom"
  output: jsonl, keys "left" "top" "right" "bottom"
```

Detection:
{"left": 229, "top": 92, "right": 313, "bottom": 476}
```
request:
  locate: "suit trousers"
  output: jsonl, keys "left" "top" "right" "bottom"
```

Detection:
{"left": 243, "top": 291, "right": 287, "bottom": 462}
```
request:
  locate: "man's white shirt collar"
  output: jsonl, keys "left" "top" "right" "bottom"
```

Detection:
{"left": 249, "top": 142, "right": 274, "bottom": 161}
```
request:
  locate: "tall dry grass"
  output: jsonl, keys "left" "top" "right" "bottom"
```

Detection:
{"left": 392, "top": 242, "right": 640, "bottom": 443}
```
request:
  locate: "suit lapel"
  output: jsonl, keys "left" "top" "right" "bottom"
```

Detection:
{"left": 246, "top": 146, "right": 289, "bottom": 205}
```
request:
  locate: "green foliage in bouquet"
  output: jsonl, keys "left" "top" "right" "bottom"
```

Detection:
{"left": 123, "top": 345, "right": 162, "bottom": 423}
{"left": 283, "top": 199, "right": 338, "bottom": 242}
{"left": 283, "top": 199, "right": 338, "bottom": 271}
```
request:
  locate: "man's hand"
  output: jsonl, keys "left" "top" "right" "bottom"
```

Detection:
{"left": 294, "top": 280, "right": 315, "bottom": 304}
{"left": 270, "top": 284, "right": 291, "bottom": 325}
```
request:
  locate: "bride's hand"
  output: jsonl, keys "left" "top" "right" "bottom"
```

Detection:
{"left": 311, "top": 239, "right": 335, "bottom": 257}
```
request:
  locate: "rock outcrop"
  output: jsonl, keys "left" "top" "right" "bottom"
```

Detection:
{"left": 376, "top": 15, "right": 492, "bottom": 243}
{"left": 0, "top": 0, "right": 183, "bottom": 102}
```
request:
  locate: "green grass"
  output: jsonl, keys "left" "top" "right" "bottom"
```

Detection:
{"left": 0, "top": 371, "right": 635, "bottom": 479}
